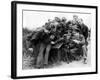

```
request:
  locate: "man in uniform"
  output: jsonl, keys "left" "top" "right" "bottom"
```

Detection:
{"left": 52, "top": 30, "right": 72, "bottom": 63}
{"left": 35, "top": 19, "right": 61, "bottom": 68}
{"left": 71, "top": 29, "right": 87, "bottom": 63}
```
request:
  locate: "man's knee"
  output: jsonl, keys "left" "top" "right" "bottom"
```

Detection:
{"left": 46, "top": 45, "right": 51, "bottom": 52}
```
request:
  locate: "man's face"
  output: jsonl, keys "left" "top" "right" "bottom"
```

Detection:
{"left": 64, "top": 33, "right": 71, "bottom": 40}
{"left": 50, "top": 35, "right": 55, "bottom": 40}
{"left": 78, "top": 19, "right": 83, "bottom": 24}
{"left": 52, "top": 28, "right": 56, "bottom": 32}
{"left": 62, "top": 17, "right": 67, "bottom": 22}
{"left": 55, "top": 17, "right": 60, "bottom": 22}
{"left": 73, "top": 30, "right": 77, "bottom": 34}
{"left": 73, "top": 15, "right": 78, "bottom": 21}
{"left": 50, "top": 25, "right": 56, "bottom": 32}
{"left": 67, "top": 35, "right": 71, "bottom": 39}
{"left": 73, "top": 31, "right": 80, "bottom": 38}
{"left": 72, "top": 15, "right": 78, "bottom": 24}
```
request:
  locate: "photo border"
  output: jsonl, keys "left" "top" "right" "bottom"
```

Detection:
{"left": 11, "top": 1, "right": 98, "bottom": 79}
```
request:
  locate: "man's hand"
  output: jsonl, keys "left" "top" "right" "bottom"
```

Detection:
{"left": 28, "top": 48, "right": 33, "bottom": 52}
{"left": 73, "top": 40, "right": 80, "bottom": 44}
{"left": 50, "top": 35, "right": 55, "bottom": 40}
{"left": 43, "top": 28, "right": 50, "bottom": 33}
{"left": 51, "top": 41, "right": 55, "bottom": 44}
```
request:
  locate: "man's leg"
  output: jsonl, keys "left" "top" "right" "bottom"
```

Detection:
{"left": 44, "top": 44, "right": 51, "bottom": 65}
{"left": 33, "top": 43, "right": 40, "bottom": 65}
{"left": 57, "top": 49, "right": 61, "bottom": 63}
{"left": 82, "top": 45, "right": 87, "bottom": 64}
{"left": 36, "top": 43, "right": 45, "bottom": 68}
{"left": 64, "top": 48, "right": 69, "bottom": 63}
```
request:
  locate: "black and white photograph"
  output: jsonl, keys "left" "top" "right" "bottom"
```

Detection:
{"left": 22, "top": 11, "right": 91, "bottom": 69}
{"left": 11, "top": 1, "right": 97, "bottom": 79}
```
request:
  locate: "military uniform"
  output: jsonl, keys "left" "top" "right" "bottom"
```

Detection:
{"left": 69, "top": 30, "right": 87, "bottom": 61}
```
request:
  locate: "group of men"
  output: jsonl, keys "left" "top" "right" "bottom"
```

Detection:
{"left": 27, "top": 15, "right": 89, "bottom": 68}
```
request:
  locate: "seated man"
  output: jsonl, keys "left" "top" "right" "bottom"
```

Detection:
{"left": 71, "top": 29, "right": 87, "bottom": 63}
{"left": 52, "top": 31, "right": 72, "bottom": 63}
{"left": 61, "top": 32, "right": 72, "bottom": 63}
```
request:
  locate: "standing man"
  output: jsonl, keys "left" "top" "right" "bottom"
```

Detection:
{"left": 35, "top": 20, "right": 58, "bottom": 68}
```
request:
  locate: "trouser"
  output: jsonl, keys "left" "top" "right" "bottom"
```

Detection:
{"left": 63, "top": 48, "right": 69, "bottom": 63}
{"left": 44, "top": 44, "right": 51, "bottom": 65}
{"left": 57, "top": 49, "right": 61, "bottom": 62}
{"left": 82, "top": 45, "right": 87, "bottom": 63}
{"left": 36, "top": 43, "right": 45, "bottom": 67}
{"left": 36, "top": 43, "right": 51, "bottom": 67}
{"left": 32, "top": 43, "right": 40, "bottom": 65}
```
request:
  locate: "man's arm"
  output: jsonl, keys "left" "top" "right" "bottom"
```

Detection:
{"left": 78, "top": 34, "right": 85, "bottom": 45}
{"left": 51, "top": 37, "right": 64, "bottom": 45}
{"left": 72, "top": 34, "right": 85, "bottom": 45}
